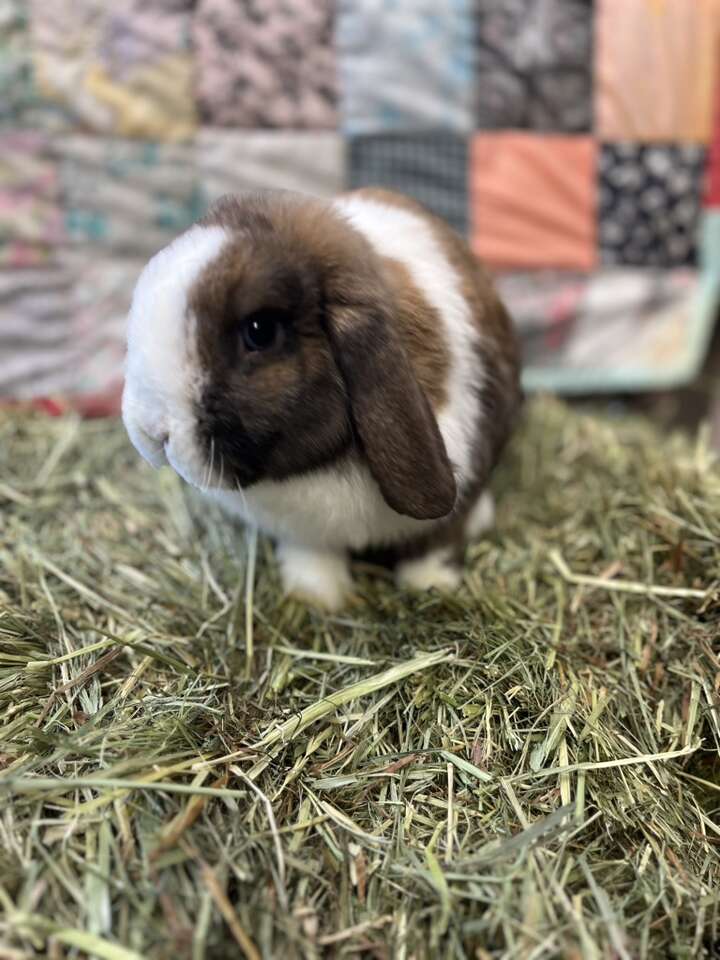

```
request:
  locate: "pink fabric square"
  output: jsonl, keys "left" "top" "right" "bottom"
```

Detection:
{"left": 471, "top": 134, "right": 597, "bottom": 271}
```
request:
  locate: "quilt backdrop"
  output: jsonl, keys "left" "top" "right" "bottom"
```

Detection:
{"left": 1, "top": 0, "right": 719, "bottom": 412}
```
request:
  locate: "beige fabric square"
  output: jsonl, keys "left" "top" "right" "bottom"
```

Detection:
{"left": 197, "top": 130, "right": 345, "bottom": 203}
{"left": 596, "top": 0, "right": 720, "bottom": 143}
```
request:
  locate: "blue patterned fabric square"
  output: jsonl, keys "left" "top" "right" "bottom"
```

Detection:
{"left": 336, "top": 0, "right": 476, "bottom": 134}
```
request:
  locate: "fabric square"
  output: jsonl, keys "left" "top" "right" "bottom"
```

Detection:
{"left": 348, "top": 134, "right": 469, "bottom": 234}
{"left": 29, "top": 0, "right": 197, "bottom": 141}
{"left": 0, "top": 0, "right": 33, "bottom": 125}
{"left": 57, "top": 136, "right": 203, "bottom": 257}
{"left": 197, "top": 130, "right": 344, "bottom": 203}
{"left": 565, "top": 269, "right": 699, "bottom": 372}
{"left": 599, "top": 145, "right": 705, "bottom": 267}
{"left": 193, "top": 0, "right": 336, "bottom": 129}
{"left": 0, "top": 244, "right": 135, "bottom": 406}
{"left": 471, "top": 134, "right": 597, "bottom": 270}
{"left": 0, "top": 131, "right": 64, "bottom": 266}
{"left": 704, "top": 84, "right": 720, "bottom": 207}
{"left": 0, "top": 252, "right": 138, "bottom": 401}
{"left": 507, "top": 267, "right": 701, "bottom": 387}
{"left": 337, "top": 0, "right": 475, "bottom": 134}
{"left": 476, "top": 0, "right": 593, "bottom": 133}
{"left": 0, "top": 263, "right": 76, "bottom": 397}
{"left": 0, "top": 0, "right": 71, "bottom": 131}
{"left": 596, "top": 0, "right": 719, "bottom": 144}
{"left": 63, "top": 250, "right": 139, "bottom": 396}
{"left": 495, "top": 270, "right": 588, "bottom": 366}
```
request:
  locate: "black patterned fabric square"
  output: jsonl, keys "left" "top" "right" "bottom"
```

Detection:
{"left": 348, "top": 134, "right": 469, "bottom": 235}
{"left": 599, "top": 145, "right": 706, "bottom": 267}
{"left": 476, "top": 0, "right": 593, "bottom": 133}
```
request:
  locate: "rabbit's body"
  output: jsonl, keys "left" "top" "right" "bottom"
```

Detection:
{"left": 123, "top": 188, "right": 521, "bottom": 609}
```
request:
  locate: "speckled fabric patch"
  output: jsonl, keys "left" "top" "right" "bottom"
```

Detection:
{"left": 599, "top": 145, "right": 705, "bottom": 267}
{"left": 193, "top": 0, "right": 337, "bottom": 129}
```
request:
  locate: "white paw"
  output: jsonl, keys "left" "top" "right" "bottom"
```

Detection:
{"left": 466, "top": 490, "right": 495, "bottom": 539}
{"left": 276, "top": 542, "right": 352, "bottom": 612}
{"left": 396, "top": 547, "right": 462, "bottom": 594}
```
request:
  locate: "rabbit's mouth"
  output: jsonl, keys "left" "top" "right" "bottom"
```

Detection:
{"left": 152, "top": 421, "right": 230, "bottom": 493}
{"left": 128, "top": 419, "right": 168, "bottom": 471}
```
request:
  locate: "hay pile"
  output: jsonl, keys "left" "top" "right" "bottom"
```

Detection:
{"left": 1, "top": 398, "right": 719, "bottom": 959}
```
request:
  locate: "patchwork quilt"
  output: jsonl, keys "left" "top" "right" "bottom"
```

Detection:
{"left": 1, "top": 0, "right": 719, "bottom": 412}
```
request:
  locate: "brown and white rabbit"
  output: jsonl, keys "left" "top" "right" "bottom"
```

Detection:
{"left": 122, "top": 188, "right": 521, "bottom": 610}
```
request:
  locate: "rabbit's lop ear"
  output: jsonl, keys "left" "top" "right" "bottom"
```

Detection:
{"left": 326, "top": 301, "right": 457, "bottom": 520}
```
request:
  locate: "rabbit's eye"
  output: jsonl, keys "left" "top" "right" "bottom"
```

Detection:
{"left": 241, "top": 308, "right": 285, "bottom": 352}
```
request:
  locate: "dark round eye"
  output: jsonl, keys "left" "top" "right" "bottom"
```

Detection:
{"left": 241, "top": 309, "right": 284, "bottom": 352}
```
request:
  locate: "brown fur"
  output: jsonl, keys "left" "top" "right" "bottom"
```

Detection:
{"left": 200, "top": 192, "right": 450, "bottom": 412}
{"left": 188, "top": 190, "right": 457, "bottom": 520}
{"left": 344, "top": 188, "right": 523, "bottom": 567}
{"left": 378, "top": 258, "right": 448, "bottom": 409}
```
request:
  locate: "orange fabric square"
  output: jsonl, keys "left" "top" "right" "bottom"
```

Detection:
{"left": 470, "top": 134, "right": 597, "bottom": 271}
{"left": 596, "top": 0, "right": 720, "bottom": 144}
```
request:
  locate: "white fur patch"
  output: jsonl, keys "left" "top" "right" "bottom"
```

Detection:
{"left": 332, "top": 195, "right": 483, "bottom": 491}
{"left": 276, "top": 541, "right": 352, "bottom": 611}
{"left": 466, "top": 490, "right": 495, "bottom": 539}
{"left": 396, "top": 547, "right": 462, "bottom": 593}
{"left": 210, "top": 460, "right": 432, "bottom": 551}
{"left": 122, "top": 225, "right": 228, "bottom": 487}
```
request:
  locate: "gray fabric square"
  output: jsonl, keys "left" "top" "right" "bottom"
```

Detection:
{"left": 348, "top": 134, "right": 468, "bottom": 235}
{"left": 476, "top": 0, "right": 594, "bottom": 132}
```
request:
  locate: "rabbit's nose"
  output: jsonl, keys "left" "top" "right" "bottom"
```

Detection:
{"left": 123, "top": 408, "right": 170, "bottom": 469}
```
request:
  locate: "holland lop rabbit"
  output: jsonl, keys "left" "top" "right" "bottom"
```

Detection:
{"left": 122, "top": 188, "right": 521, "bottom": 610}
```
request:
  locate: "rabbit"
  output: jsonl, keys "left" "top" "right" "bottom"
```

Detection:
{"left": 122, "top": 187, "right": 522, "bottom": 610}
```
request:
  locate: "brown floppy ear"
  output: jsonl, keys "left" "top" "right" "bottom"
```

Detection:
{"left": 325, "top": 302, "right": 457, "bottom": 520}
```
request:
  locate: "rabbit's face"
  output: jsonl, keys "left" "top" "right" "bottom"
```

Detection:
{"left": 185, "top": 228, "right": 351, "bottom": 491}
{"left": 122, "top": 224, "right": 349, "bottom": 496}
{"left": 122, "top": 192, "right": 457, "bottom": 520}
